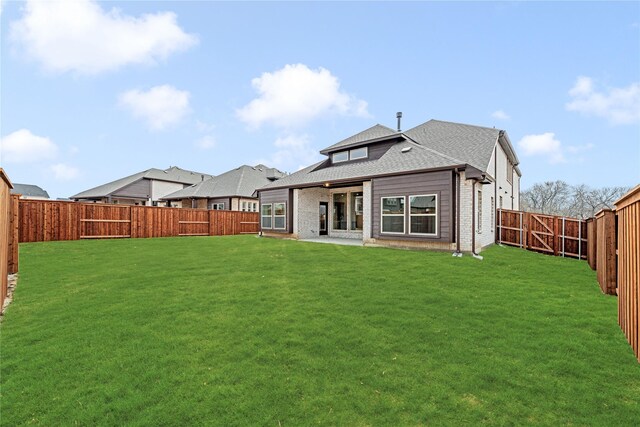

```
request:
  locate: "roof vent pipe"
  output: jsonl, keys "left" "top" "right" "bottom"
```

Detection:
{"left": 396, "top": 112, "right": 402, "bottom": 132}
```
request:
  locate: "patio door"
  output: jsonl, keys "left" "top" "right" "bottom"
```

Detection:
{"left": 319, "top": 202, "right": 328, "bottom": 235}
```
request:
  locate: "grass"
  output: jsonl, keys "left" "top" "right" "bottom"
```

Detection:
{"left": 1, "top": 236, "right": 639, "bottom": 426}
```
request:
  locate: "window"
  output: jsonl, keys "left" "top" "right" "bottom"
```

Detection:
{"left": 477, "top": 189, "right": 483, "bottom": 233}
{"left": 333, "top": 193, "right": 347, "bottom": 230}
{"left": 332, "top": 151, "right": 348, "bottom": 163}
{"left": 350, "top": 147, "right": 368, "bottom": 160}
{"left": 350, "top": 192, "right": 363, "bottom": 231}
{"left": 210, "top": 202, "right": 225, "bottom": 210}
{"left": 254, "top": 202, "right": 258, "bottom": 212}
{"left": 274, "top": 203, "right": 286, "bottom": 229}
{"left": 506, "top": 161, "right": 513, "bottom": 184}
{"left": 381, "top": 196, "right": 405, "bottom": 234}
{"left": 261, "top": 204, "right": 272, "bottom": 229}
{"left": 409, "top": 195, "right": 437, "bottom": 235}
{"left": 490, "top": 197, "right": 495, "bottom": 231}
{"left": 499, "top": 196, "right": 503, "bottom": 209}
{"left": 241, "top": 201, "right": 247, "bottom": 212}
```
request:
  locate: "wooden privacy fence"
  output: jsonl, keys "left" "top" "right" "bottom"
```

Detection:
{"left": 497, "top": 209, "right": 587, "bottom": 259}
{"left": 0, "top": 169, "right": 13, "bottom": 313}
{"left": 17, "top": 200, "right": 260, "bottom": 243}
{"left": 615, "top": 186, "right": 640, "bottom": 362}
{"left": 594, "top": 209, "right": 617, "bottom": 295}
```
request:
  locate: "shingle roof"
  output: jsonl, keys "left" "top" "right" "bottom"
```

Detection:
{"left": 403, "top": 120, "right": 502, "bottom": 172}
{"left": 11, "top": 183, "right": 49, "bottom": 198}
{"left": 260, "top": 139, "right": 464, "bottom": 190}
{"left": 320, "top": 124, "right": 398, "bottom": 154}
{"left": 260, "top": 119, "right": 514, "bottom": 191}
{"left": 162, "top": 165, "right": 286, "bottom": 200}
{"left": 71, "top": 166, "right": 213, "bottom": 199}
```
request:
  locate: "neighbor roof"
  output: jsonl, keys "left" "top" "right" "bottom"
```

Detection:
{"left": 260, "top": 119, "right": 517, "bottom": 191}
{"left": 71, "top": 166, "right": 213, "bottom": 199}
{"left": 162, "top": 165, "right": 286, "bottom": 200}
{"left": 11, "top": 183, "right": 49, "bottom": 198}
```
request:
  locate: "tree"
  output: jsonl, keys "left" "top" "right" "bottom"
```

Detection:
{"left": 521, "top": 181, "right": 630, "bottom": 218}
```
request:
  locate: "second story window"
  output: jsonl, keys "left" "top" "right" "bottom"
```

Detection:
{"left": 332, "top": 147, "right": 368, "bottom": 163}
{"left": 332, "top": 151, "right": 349, "bottom": 163}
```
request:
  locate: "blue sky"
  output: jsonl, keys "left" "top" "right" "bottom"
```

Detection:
{"left": 1, "top": 1, "right": 638, "bottom": 199}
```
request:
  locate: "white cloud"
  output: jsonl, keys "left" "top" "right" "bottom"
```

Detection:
{"left": 257, "top": 134, "right": 322, "bottom": 172}
{"left": 195, "top": 120, "right": 215, "bottom": 133}
{"left": 0, "top": 129, "right": 58, "bottom": 163}
{"left": 237, "top": 64, "right": 370, "bottom": 129}
{"left": 517, "top": 132, "right": 565, "bottom": 164}
{"left": 566, "top": 76, "right": 640, "bottom": 124}
{"left": 10, "top": 0, "right": 197, "bottom": 74}
{"left": 491, "top": 110, "right": 510, "bottom": 120}
{"left": 119, "top": 85, "right": 190, "bottom": 131}
{"left": 50, "top": 163, "right": 80, "bottom": 181}
{"left": 195, "top": 135, "right": 216, "bottom": 150}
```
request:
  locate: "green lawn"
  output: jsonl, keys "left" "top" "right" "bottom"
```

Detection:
{"left": 1, "top": 236, "right": 638, "bottom": 426}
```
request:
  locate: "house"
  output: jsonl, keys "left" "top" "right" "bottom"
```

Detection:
{"left": 257, "top": 119, "right": 521, "bottom": 254}
{"left": 71, "top": 166, "right": 213, "bottom": 206}
{"left": 11, "top": 183, "right": 50, "bottom": 200}
{"left": 161, "top": 164, "right": 286, "bottom": 211}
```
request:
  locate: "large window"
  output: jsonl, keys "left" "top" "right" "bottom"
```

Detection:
{"left": 350, "top": 192, "right": 363, "bottom": 231}
{"left": 261, "top": 204, "right": 272, "bottom": 229}
{"left": 381, "top": 196, "right": 405, "bottom": 234}
{"left": 333, "top": 193, "right": 347, "bottom": 230}
{"left": 409, "top": 195, "right": 437, "bottom": 235}
{"left": 274, "top": 203, "right": 286, "bottom": 230}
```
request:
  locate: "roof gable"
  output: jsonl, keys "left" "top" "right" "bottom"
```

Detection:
{"left": 11, "top": 183, "right": 50, "bottom": 198}
{"left": 320, "top": 124, "right": 398, "bottom": 154}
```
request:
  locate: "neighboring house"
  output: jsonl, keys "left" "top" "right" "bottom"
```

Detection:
{"left": 257, "top": 119, "right": 521, "bottom": 254}
{"left": 11, "top": 183, "right": 50, "bottom": 200}
{"left": 71, "top": 166, "right": 213, "bottom": 206}
{"left": 161, "top": 164, "right": 286, "bottom": 211}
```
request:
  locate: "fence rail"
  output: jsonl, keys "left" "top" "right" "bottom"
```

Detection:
{"left": 497, "top": 209, "right": 587, "bottom": 259}
{"left": 17, "top": 200, "right": 260, "bottom": 243}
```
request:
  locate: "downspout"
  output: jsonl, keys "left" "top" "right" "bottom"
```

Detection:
{"left": 454, "top": 168, "right": 462, "bottom": 256}
{"left": 494, "top": 145, "right": 497, "bottom": 233}
{"left": 471, "top": 179, "right": 476, "bottom": 255}
{"left": 471, "top": 178, "right": 482, "bottom": 259}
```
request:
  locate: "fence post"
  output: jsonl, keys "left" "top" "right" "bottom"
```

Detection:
{"left": 498, "top": 209, "right": 502, "bottom": 244}
{"left": 561, "top": 217, "right": 566, "bottom": 257}
{"left": 578, "top": 220, "right": 582, "bottom": 259}
{"left": 519, "top": 211, "right": 523, "bottom": 248}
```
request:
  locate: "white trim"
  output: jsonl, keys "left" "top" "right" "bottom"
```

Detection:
{"left": 408, "top": 194, "right": 438, "bottom": 236}
{"left": 274, "top": 202, "right": 286, "bottom": 230}
{"left": 261, "top": 203, "right": 273, "bottom": 229}
{"left": 332, "top": 151, "right": 349, "bottom": 163}
{"left": 380, "top": 196, "right": 406, "bottom": 235}
{"left": 350, "top": 147, "right": 368, "bottom": 160}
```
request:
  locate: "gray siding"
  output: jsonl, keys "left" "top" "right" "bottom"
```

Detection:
{"left": 207, "top": 197, "right": 230, "bottom": 209}
{"left": 367, "top": 140, "right": 397, "bottom": 161}
{"left": 372, "top": 170, "right": 453, "bottom": 242}
{"left": 260, "top": 189, "right": 291, "bottom": 233}
{"left": 112, "top": 178, "right": 150, "bottom": 199}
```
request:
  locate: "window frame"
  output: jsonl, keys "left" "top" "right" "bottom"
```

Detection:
{"left": 210, "top": 202, "right": 225, "bottom": 210}
{"left": 332, "top": 151, "right": 349, "bottom": 163}
{"left": 349, "top": 147, "right": 368, "bottom": 160}
{"left": 261, "top": 203, "right": 273, "bottom": 229}
{"left": 408, "top": 194, "right": 438, "bottom": 236}
{"left": 273, "top": 202, "right": 287, "bottom": 230}
{"left": 380, "top": 196, "right": 406, "bottom": 235}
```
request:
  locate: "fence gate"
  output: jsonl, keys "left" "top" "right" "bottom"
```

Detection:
{"left": 497, "top": 209, "right": 587, "bottom": 260}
